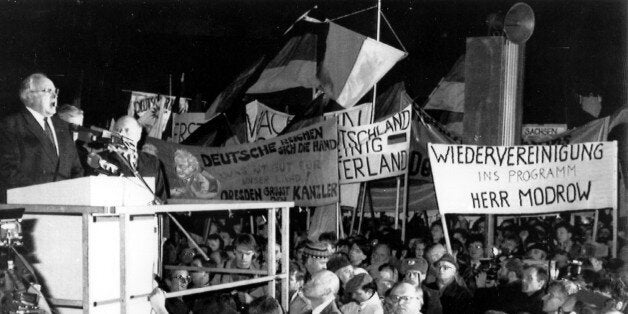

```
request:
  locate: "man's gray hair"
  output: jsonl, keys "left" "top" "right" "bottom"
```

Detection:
{"left": 19, "top": 73, "right": 49, "bottom": 104}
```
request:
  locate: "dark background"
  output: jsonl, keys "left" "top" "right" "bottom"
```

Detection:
{"left": 0, "top": 0, "right": 625, "bottom": 128}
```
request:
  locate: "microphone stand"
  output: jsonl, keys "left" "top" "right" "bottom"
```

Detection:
{"left": 111, "top": 148, "right": 211, "bottom": 262}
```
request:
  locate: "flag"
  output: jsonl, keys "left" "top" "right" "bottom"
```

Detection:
{"left": 181, "top": 113, "right": 239, "bottom": 147}
{"left": 424, "top": 55, "right": 465, "bottom": 113}
{"left": 247, "top": 20, "right": 406, "bottom": 108}
{"left": 374, "top": 82, "right": 414, "bottom": 121}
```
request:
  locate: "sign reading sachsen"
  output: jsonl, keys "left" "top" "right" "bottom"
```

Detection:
{"left": 147, "top": 119, "right": 339, "bottom": 206}
{"left": 338, "top": 106, "right": 412, "bottom": 183}
{"left": 428, "top": 142, "right": 617, "bottom": 214}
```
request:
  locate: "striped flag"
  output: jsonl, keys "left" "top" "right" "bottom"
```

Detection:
{"left": 247, "top": 20, "right": 406, "bottom": 108}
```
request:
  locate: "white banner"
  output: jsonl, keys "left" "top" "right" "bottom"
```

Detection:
{"left": 171, "top": 113, "right": 208, "bottom": 143}
{"left": 338, "top": 106, "right": 412, "bottom": 183}
{"left": 428, "top": 142, "right": 618, "bottom": 214}
{"left": 127, "top": 91, "right": 192, "bottom": 138}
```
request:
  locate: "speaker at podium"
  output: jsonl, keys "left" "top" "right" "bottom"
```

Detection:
{"left": 3, "top": 176, "right": 160, "bottom": 314}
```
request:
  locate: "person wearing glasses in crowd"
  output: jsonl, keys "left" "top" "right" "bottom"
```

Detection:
{"left": 424, "top": 253, "right": 473, "bottom": 314}
{"left": 164, "top": 269, "right": 192, "bottom": 314}
{"left": 0, "top": 73, "right": 83, "bottom": 202}
{"left": 386, "top": 282, "right": 424, "bottom": 314}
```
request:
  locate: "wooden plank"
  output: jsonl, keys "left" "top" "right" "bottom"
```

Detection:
{"left": 119, "top": 214, "right": 127, "bottom": 314}
{"left": 281, "top": 206, "right": 290, "bottom": 310}
{"left": 119, "top": 202, "right": 295, "bottom": 215}
{"left": 164, "top": 265, "right": 268, "bottom": 275}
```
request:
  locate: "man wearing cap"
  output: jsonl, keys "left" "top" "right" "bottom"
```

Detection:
{"left": 302, "top": 241, "right": 334, "bottom": 278}
{"left": 302, "top": 270, "right": 341, "bottom": 314}
{"left": 340, "top": 273, "right": 383, "bottom": 314}
{"left": 424, "top": 253, "right": 472, "bottom": 314}
{"left": 526, "top": 242, "right": 549, "bottom": 261}
{"left": 400, "top": 258, "right": 442, "bottom": 314}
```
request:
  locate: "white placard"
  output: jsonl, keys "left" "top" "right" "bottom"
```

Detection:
{"left": 428, "top": 142, "right": 617, "bottom": 214}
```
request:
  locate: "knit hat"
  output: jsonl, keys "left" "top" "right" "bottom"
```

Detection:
{"left": 436, "top": 253, "right": 459, "bottom": 270}
{"left": 400, "top": 258, "right": 429, "bottom": 275}
{"left": 327, "top": 253, "right": 351, "bottom": 273}
{"left": 303, "top": 242, "right": 333, "bottom": 260}
{"left": 345, "top": 273, "right": 373, "bottom": 294}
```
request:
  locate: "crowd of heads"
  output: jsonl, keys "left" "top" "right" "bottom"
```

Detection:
{"left": 157, "top": 210, "right": 628, "bottom": 313}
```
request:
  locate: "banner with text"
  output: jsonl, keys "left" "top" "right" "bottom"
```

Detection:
{"left": 171, "top": 113, "right": 208, "bottom": 143}
{"left": 128, "top": 91, "right": 192, "bottom": 138}
{"left": 147, "top": 119, "right": 339, "bottom": 206}
{"left": 522, "top": 124, "right": 567, "bottom": 142}
{"left": 428, "top": 142, "right": 618, "bottom": 214}
{"left": 338, "top": 106, "right": 412, "bottom": 183}
{"left": 245, "top": 101, "right": 373, "bottom": 142}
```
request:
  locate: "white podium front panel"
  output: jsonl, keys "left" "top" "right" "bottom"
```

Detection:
{"left": 7, "top": 176, "right": 156, "bottom": 206}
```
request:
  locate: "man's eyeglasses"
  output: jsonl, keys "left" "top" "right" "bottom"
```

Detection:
{"left": 173, "top": 275, "right": 191, "bottom": 283}
{"left": 390, "top": 295, "right": 420, "bottom": 303}
{"left": 30, "top": 88, "right": 59, "bottom": 97}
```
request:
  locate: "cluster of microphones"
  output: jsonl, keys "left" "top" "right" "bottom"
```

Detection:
{"left": 68, "top": 123, "right": 128, "bottom": 175}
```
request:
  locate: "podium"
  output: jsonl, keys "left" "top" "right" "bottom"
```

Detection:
{"left": 1, "top": 176, "right": 159, "bottom": 314}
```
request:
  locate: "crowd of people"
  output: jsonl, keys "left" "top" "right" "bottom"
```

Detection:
{"left": 149, "top": 210, "right": 628, "bottom": 314}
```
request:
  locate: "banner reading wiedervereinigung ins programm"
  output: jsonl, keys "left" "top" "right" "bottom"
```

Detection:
{"left": 428, "top": 142, "right": 617, "bottom": 214}
{"left": 148, "top": 119, "right": 339, "bottom": 206}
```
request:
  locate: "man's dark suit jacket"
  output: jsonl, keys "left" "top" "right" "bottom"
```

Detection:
{"left": 95, "top": 150, "right": 167, "bottom": 201}
{"left": 0, "top": 109, "right": 84, "bottom": 202}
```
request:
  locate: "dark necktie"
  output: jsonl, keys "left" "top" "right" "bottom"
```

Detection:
{"left": 43, "top": 117, "right": 57, "bottom": 155}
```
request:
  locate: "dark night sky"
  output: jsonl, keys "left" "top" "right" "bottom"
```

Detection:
{"left": 0, "top": 0, "right": 625, "bottom": 128}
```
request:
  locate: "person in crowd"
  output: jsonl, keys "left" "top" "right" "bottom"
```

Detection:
{"left": 473, "top": 257, "right": 524, "bottom": 313}
{"left": 430, "top": 221, "right": 445, "bottom": 245}
{"left": 368, "top": 242, "right": 397, "bottom": 277}
{"left": 219, "top": 226, "right": 236, "bottom": 247}
{"left": 349, "top": 238, "right": 372, "bottom": 268}
{"left": 164, "top": 269, "right": 191, "bottom": 314}
{"left": 462, "top": 235, "right": 486, "bottom": 289}
{"left": 336, "top": 239, "right": 352, "bottom": 255}
{"left": 424, "top": 243, "right": 446, "bottom": 284}
{"left": 302, "top": 241, "right": 334, "bottom": 277}
{"left": 412, "top": 237, "right": 430, "bottom": 259}
{"left": 542, "top": 280, "right": 576, "bottom": 314}
{"left": 385, "top": 282, "right": 424, "bottom": 314}
{"left": 400, "top": 257, "right": 441, "bottom": 314}
{"left": 289, "top": 261, "right": 312, "bottom": 314}
{"left": 206, "top": 233, "right": 224, "bottom": 254}
{"left": 452, "top": 228, "right": 468, "bottom": 249}
{"left": 0, "top": 73, "right": 83, "bottom": 202}
{"left": 499, "top": 234, "right": 522, "bottom": 257}
{"left": 302, "top": 270, "right": 341, "bottom": 314}
{"left": 189, "top": 255, "right": 214, "bottom": 288}
{"left": 222, "top": 233, "right": 265, "bottom": 304}
{"left": 553, "top": 222, "right": 583, "bottom": 268}
{"left": 375, "top": 263, "right": 398, "bottom": 297}
{"left": 340, "top": 273, "right": 383, "bottom": 314}
{"left": 504, "top": 264, "right": 548, "bottom": 314}
{"left": 97, "top": 115, "right": 167, "bottom": 200}
{"left": 526, "top": 242, "right": 549, "bottom": 262}
{"left": 248, "top": 296, "right": 284, "bottom": 314}
{"left": 424, "top": 253, "right": 472, "bottom": 314}
{"left": 327, "top": 253, "right": 354, "bottom": 288}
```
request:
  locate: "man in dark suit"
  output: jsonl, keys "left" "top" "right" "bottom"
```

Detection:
{"left": 0, "top": 73, "right": 83, "bottom": 203}
{"left": 94, "top": 115, "right": 167, "bottom": 201}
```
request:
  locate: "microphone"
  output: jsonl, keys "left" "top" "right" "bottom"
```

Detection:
{"left": 87, "top": 153, "right": 120, "bottom": 175}
{"left": 70, "top": 124, "right": 127, "bottom": 148}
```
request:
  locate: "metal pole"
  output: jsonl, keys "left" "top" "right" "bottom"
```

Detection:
{"left": 267, "top": 208, "right": 277, "bottom": 297}
{"left": 394, "top": 176, "right": 401, "bottom": 229}
{"left": 402, "top": 172, "right": 409, "bottom": 242}
{"left": 370, "top": 0, "right": 381, "bottom": 123}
